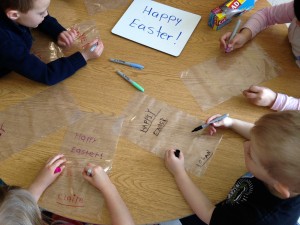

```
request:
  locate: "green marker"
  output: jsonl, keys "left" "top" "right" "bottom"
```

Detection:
{"left": 116, "top": 70, "right": 144, "bottom": 92}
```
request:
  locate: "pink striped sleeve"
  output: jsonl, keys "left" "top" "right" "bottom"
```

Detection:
{"left": 271, "top": 93, "right": 300, "bottom": 111}
{"left": 242, "top": 1, "right": 295, "bottom": 38}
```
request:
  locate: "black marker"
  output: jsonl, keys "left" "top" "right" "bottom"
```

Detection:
{"left": 175, "top": 149, "right": 180, "bottom": 158}
{"left": 191, "top": 113, "right": 229, "bottom": 132}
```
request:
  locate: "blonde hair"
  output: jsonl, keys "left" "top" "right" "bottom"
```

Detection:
{"left": 251, "top": 110, "right": 300, "bottom": 193}
{"left": 0, "top": 186, "right": 43, "bottom": 225}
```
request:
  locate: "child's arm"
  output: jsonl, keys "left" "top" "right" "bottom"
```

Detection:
{"left": 165, "top": 149, "right": 215, "bottom": 224}
{"left": 37, "top": 15, "right": 66, "bottom": 42}
{"left": 1, "top": 38, "right": 103, "bottom": 85}
{"left": 271, "top": 93, "right": 300, "bottom": 111}
{"left": 243, "top": 85, "right": 300, "bottom": 111}
{"left": 82, "top": 163, "right": 135, "bottom": 225}
{"left": 37, "top": 15, "right": 76, "bottom": 48}
{"left": 37, "top": 14, "right": 104, "bottom": 62}
{"left": 28, "top": 154, "right": 66, "bottom": 202}
{"left": 220, "top": 1, "right": 294, "bottom": 52}
{"left": 243, "top": 1, "right": 294, "bottom": 39}
{"left": 207, "top": 114, "right": 253, "bottom": 139}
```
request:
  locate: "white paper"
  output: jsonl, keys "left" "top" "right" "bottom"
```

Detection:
{"left": 112, "top": 0, "right": 201, "bottom": 56}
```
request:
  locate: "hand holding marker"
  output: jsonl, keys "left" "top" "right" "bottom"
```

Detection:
{"left": 90, "top": 43, "right": 98, "bottom": 52}
{"left": 226, "top": 19, "right": 241, "bottom": 53}
{"left": 175, "top": 149, "right": 180, "bottom": 158}
{"left": 191, "top": 113, "right": 229, "bottom": 132}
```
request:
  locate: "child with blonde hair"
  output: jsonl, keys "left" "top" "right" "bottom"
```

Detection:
{"left": 165, "top": 111, "right": 300, "bottom": 225}
{"left": 0, "top": 0, "right": 104, "bottom": 85}
{"left": 0, "top": 154, "right": 135, "bottom": 225}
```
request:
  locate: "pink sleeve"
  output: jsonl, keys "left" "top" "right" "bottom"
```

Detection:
{"left": 271, "top": 93, "right": 300, "bottom": 111}
{"left": 242, "top": 1, "right": 295, "bottom": 38}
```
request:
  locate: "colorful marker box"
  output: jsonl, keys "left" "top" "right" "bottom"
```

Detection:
{"left": 208, "top": 0, "right": 255, "bottom": 30}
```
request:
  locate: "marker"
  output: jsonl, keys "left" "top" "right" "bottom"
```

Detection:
{"left": 116, "top": 70, "right": 144, "bottom": 92}
{"left": 54, "top": 167, "right": 61, "bottom": 174}
{"left": 226, "top": 19, "right": 241, "bottom": 52}
{"left": 90, "top": 43, "right": 98, "bottom": 52}
{"left": 110, "top": 58, "right": 144, "bottom": 70}
{"left": 191, "top": 113, "right": 229, "bottom": 132}
{"left": 87, "top": 168, "right": 93, "bottom": 177}
{"left": 175, "top": 149, "right": 180, "bottom": 158}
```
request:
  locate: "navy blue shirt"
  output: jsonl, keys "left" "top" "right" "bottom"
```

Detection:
{"left": 0, "top": 12, "right": 87, "bottom": 85}
{"left": 180, "top": 173, "right": 300, "bottom": 225}
{"left": 210, "top": 173, "right": 300, "bottom": 225}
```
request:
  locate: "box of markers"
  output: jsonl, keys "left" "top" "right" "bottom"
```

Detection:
{"left": 208, "top": 0, "right": 255, "bottom": 30}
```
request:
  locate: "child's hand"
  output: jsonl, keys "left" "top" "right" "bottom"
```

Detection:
{"left": 28, "top": 154, "right": 66, "bottom": 201}
{"left": 219, "top": 28, "right": 252, "bottom": 53}
{"left": 82, "top": 163, "right": 113, "bottom": 193}
{"left": 164, "top": 149, "right": 185, "bottom": 177}
{"left": 57, "top": 30, "right": 77, "bottom": 48}
{"left": 243, "top": 85, "right": 277, "bottom": 107}
{"left": 81, "top": 39, "right": 104, "bottom": 62}
{"left": 207, "top": 114, "right": 233, "bottom": 135}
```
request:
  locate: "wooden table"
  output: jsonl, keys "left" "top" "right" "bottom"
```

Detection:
{"left": 0, "top": 0, "right": 299, "bottom": 224}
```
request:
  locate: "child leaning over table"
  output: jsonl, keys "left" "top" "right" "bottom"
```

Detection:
{"left": 0, "top": 0, "right": 104, "bottom": 85}
{"left": 164, "top": 111, "right": 300, "bottom": 225}
{"left": 220, "top": 0, "right": 300, "bottom": 111}
{"left": 0, "top": 154, "right": 135, "bottom": 225}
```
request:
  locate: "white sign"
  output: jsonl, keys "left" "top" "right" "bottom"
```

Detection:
{"left": 112, "top": 0, "right": 201, "bottom": 56}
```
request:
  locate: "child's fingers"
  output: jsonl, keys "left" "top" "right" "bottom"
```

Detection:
{"left": 243, "top": 91, "right": 258, "bottom": 99}
{"left": 165, "top": 149, "right": 173, "bottom": 160}
{"left": 220, "top": 34, "right": 230, "bottom": 50}
{"left": 164, "top": 149, "right": 169, "bottom": 159}
{"left": 226, "top": 35, "right": 241, "bottom": 52}
{"left": 220, "top": 32, "right": 231, "bottom": 44}
{"left": 89, "top": 38, "right": 100, "bottom": 47}
{"left": 83, "top": 163, "right": 98, "bottom": 176}
{"left": 51, "top": 157, "right": 66, "bottom": 168}
{"left": 59, "top": 31, "right": 75, "bottom": 47}
{"left": 247, "top": 85, "right": 261, "bottom": 93}
{"left": 69, "top": 29, "right": 77, "bottom": 39}
{"left": 47, "top": 154, "right": 64, "bottom": 164}
{"left": 209, "top": 126, "right": 217, "bottom": 135}
{"left": 63, "top": 35, "right": 74, "bottom": 46}
{"left": 93, "top": 41, "right": 104, "bottom": 55}
{"left": 206, "top": 114, "right": 222, "bottom": 124}
{"left": 87, "top": 162, "right": 96, "bottom": 168}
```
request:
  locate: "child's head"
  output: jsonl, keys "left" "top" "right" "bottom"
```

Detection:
{"left": 1, "top": 0, "right": 50, "bottom": 28}
{"left": 0, "top": 186, "right": 43, "bottom": 225}
{"left": 0, "top": 0, "right": 35, "bottom": 13}
{"left": 248, "top": 111, "right": 300, "bottom": 198}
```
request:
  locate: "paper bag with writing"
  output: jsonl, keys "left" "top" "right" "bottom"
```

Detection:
{"left": 121, "top": 93, "right": 222, "bottom": 177}
{"left": 39, "top": 113, "right": 123, "bottom": 224}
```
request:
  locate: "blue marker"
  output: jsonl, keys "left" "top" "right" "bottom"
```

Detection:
{"left": 110, "top": 58, "right": 144, "bottom": 70}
